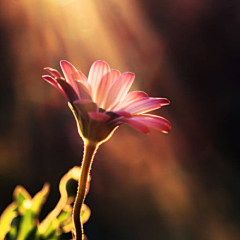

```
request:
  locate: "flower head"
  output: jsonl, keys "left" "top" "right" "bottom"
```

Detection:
{"left": 42, "top": 60, "right": 171, "bottom": 143}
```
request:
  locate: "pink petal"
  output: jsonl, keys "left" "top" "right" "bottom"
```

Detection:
{"left": 131, "top": 114, "right": 171, "bottom": 133}
{"left": 96, "top": 69, "right": 121, "bottom": 108}
{"left": 78, "top": 70, "right": 88, "bottom": 84}
{"left": 44, "top": 67, "right": 62, "bottom": 78}
{"left": 112, "top": 91, "right": 149, "bottom": 111}
{"left": 74, "top": 99, "right": 94, "bottom": 104}
{"left": 42, "top": 75, "right": 57, "bottom": 85}
{"left": 94, "top": 72, "right": 112, "bottom": 107}
{"left": 123, "top": 98, "right": 170, "bottom": 114}
{"left": 56, "top": 79, "right": 79, "bottom": 102}
{"left": 42, "top": 75, "right": 67, "bottom": 98}
{"left": 104, "top": 72, "right": 135, "bottom": 111}
{"left": 76, "top": 81, "right": 92, "bottom": 100}
{"left": 113, "top": 110, "right": 132, "bottom": 118}
{"left": 88, "top": 111, "right": 111, "bottom": 121}
{"left": 88, "top": 61, "right": 111, "bottom": 102}
{"left": 109, "top": 69, "right": 121, "bottom": 83}
{"left": 121, "top": 118, "right": 150, "bottom": 134}
{"left": 72, "top": 101, "right": 98, "bottom": 119}
{"left": 60, "top": 60, "right": 83, "bottom": 97}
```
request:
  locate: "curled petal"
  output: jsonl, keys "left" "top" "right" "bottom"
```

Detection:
{"left": 88, "top": 111, "right": 111, "bottom": 121}
{"left": 42, "top": 75, "right": 67, "bottom": 98}
{"left": 44, "top": 67, "right": 62, "bottom": 79}
{"left": 42, "top": 75, "right": 57, "bottom": 86}
{"left": 123, "top": 98, "right": 170, "bottom": 114}
{"left": 105, "top": 72, "right": 135, "bottom": 111}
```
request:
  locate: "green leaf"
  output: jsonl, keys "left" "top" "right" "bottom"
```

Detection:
{"left": 41, "top": 220, "right": 59, "bottom": 239}
{"left": 0, "top": 202, "right": 18, "bottom": 239}
{"left": 6, "top": 224, "right": 18, "bottom": 240}
{"left": 5, "top": 215, "right": 21, "bottom": 240}
{"left": 25, "top": 225, "right": 39, "bottom": 240}
{"left": 31, "top": 183, "right": 50, "bottom": 216}
{"left": 13, "top": 186, "right": 32, "bottom": 207}
{"left": 57, "top": 206, "right": 72, "bottom": 226}
{"left": 16, "top": 207, "right": 35, "bottom": 240}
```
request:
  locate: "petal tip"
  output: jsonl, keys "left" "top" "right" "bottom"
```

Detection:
{"left": 60, "top": 60, "right": 70, "bottom": 67}
{"left": 42, "top": 75, "right": 54, "bottom": 81}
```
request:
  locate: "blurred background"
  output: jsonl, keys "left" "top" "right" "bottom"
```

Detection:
{"left": 0, "top": 0, "right": 240, "bottom": 239}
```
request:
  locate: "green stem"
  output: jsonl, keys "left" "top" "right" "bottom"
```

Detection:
{"left": 73, "top": 139, "right": 99, "bottom": 240}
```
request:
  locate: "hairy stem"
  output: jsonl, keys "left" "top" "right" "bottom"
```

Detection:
{"left": 73, "top": 139, "right": 99, "bottom": 240}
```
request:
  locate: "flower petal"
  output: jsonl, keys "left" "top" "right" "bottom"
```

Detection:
{"left": 96, "top": 69, "right": 121, "bottom": 108}
{"left": 105, "top": 72, "right": 135, "bottom": 111}
{"left": 76, "top": 80, "right": 92, "bottom": 100}
{"left": 42, "top": 75, "right": 67, "bottom": 98}
{"left": 121, "top": 118, "right": 150, "bottom": 134}
{"left": 109, "top": 69, "right": 121, "bottom": 83}
{"left": 42, "top": 75, "right": 57, "bottom": 87}
{"left": 44, "top": 67, "right": 62, "bottom": 78}
{"left": 88, "top": 61, "right": 111, "bottom": 102}
{"left": 73, "top": 100, "right": 98, "bottom": 119}
{"left": 60, "top": 60, "right": 83, "bottom": 97}
{"left": 56, "top": 79, "right": 79, "bottom": 102}
{"left": 113, "top": 110, "right": 132, "bottom": 118}
{"left": 123, "top": 98, "right": 170, "bottom": 114}
{"left": 130, "top": 114, "right": 171, "bottom": 133}
{"left": 113, "top": 91, "right": 149, "bottom": 111}
{"left": 88, "top": 111, "right": 111, "bottom": 121}
{"left": 78, "top": 70, "right": 88, "bottom": 85}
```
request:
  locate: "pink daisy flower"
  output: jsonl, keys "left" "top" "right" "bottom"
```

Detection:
{"left": 42, "top": 60, "right": 171, "bottom": 143}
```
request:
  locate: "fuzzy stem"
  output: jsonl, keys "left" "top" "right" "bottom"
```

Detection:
{"left": 73, "top": 139, "right": 99, "bottom": 240}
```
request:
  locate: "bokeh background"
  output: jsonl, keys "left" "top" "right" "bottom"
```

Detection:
{"left": 0, "top": 0, "right": 240, "bottom": 239}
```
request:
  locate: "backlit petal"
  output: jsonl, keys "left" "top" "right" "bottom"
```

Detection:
{"left": 109, "top": 69, "right": 121, "bottom": 83}
{"left": 76, "top": 80, "right": 92, "bottom": 100}
{"left": 105, "top": 72, "right": 135, "bottom": 111}
{"left": 60, "top": 60, "right": 82, "bottom": 97}
{"left": 78, "top": 70, "right": 88, "bottom": 85}
{"left": 96, "top": 69, "right": 121, "bottom": 108}
{"left": 113, "top": 91, "right": 149, "bottom": 111}
{"left": 123, "top": 98, "right": 170, "bottom": 114}
{"left": 121, "top": 118, "right": 150, "bottom": 134}
{"left": 130, "top": 114, "right": 171, "bottom": 133}
{"left": 44, "top": 67, "right": 62, "bottom": 78}
{"left": 88, "top": 61, "right": 110, "bottom": 102}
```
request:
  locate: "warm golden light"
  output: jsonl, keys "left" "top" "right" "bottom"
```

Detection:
{"left": 23, "top": 199, "right": 32, "bottom": 209}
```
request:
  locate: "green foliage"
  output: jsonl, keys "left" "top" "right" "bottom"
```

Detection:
{"left": 0, "top": 167, "right": 91, "bottom": 240}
